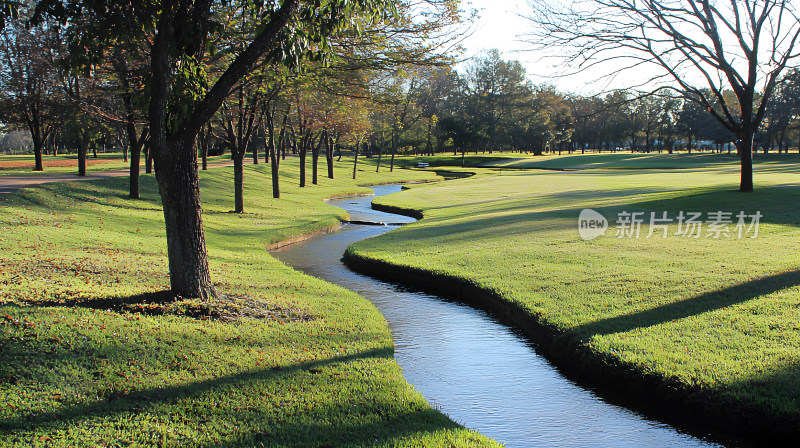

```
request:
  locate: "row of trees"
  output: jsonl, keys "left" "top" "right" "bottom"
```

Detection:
{"left": 352, "top": 50, "right": 800, "bottom": 158}
{"left": 0, "top": 0, "right": 469, "bottom": 300}
{"left": 1, "top": 0, "right": 799, "bottom": 300}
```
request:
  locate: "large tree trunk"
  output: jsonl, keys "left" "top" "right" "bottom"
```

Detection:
{"left": 154, "top": 139, "right": 215, "bottom": 300}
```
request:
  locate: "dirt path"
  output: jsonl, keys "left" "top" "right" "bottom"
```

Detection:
{"left": 0, "top": 160, "right": 243, "bottom": 195}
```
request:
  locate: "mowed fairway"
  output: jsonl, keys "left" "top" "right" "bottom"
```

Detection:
{"left": 349, "top": 155, "right": 800, "bottom": 427}
{"left": 0, "top": 159, "right": 498, "bottom": 447}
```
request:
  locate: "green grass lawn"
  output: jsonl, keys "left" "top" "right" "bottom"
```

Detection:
{"left": 348, "top": 155, "right": 800, "bottom": 430}
{"left": 392, "top": 150, "right": 800, "bottom": 173}
{"left": 0, "top": 158, "right": 498, "bottom": 447}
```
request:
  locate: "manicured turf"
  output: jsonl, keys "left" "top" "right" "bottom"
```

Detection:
{"left": 395, "top": 151, "right": 800, "bottom": 173}
{"left": 349, "top": 155, "right": 800, "bottom": 425}
{"left": 0, "top": 159, "right": 498, "bottom": 447}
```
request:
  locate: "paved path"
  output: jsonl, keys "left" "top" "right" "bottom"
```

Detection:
{"left": 0, "top": 169, "right": 133, "bottom": 195}
{"left": 0, "top": 160, "right": 243, "bottom": 195}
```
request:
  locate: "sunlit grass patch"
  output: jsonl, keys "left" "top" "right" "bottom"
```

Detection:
{"left": 350, "top": 160, "right": 800, "bottom": 423}
{"left": 0, "top": 159, "right": 499, "bottom": 447}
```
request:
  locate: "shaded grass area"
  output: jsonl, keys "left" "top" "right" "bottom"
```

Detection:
{"left": 0, "top": 158, "right": 499, "bottom": 447}
{"left": 348, "top": 162, "right": 800, "bottom": 435}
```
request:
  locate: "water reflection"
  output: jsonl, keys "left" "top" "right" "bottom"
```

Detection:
{"left": 272, "top": 185, "right": 725, "bottom": 448}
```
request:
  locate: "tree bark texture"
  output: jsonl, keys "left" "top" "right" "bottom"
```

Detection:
{"left": 155, "top": 139, "right": 215, "bottom": 300}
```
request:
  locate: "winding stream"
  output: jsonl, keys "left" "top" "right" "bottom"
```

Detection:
{"left": 271, "top": 185, "right": 728, "bottom": 448}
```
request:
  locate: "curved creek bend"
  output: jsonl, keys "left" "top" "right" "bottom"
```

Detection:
{"left": 271, "top": 185, "right": 727, "bottom": 448}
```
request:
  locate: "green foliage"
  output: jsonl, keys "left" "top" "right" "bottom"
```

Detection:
{"left": 166, "top": 55, "right": 209, "bottom": 134}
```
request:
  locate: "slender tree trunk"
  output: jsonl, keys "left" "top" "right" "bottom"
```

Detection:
{"left": 129, "top": 141, "right": 141, "bottom": 199}
{"left": 312, "top": 134, "right": 322, "bottom": 185}
{"left": 28, "top": 120, "right": 44, "bottom": 171}
{"left": 389, "top": 130, "right": 397, "bottom": 173}
{"left": 128, "top": 128, "right": 145, "bottom": 200}
{"left": 353, "top": 139, "right": 360, "bottom": 179}
{"left": 77, "top": 133, "right": 88, "bottom": 177}
{"left": 738, "top": 128, "right": 755, "bottom": 192}
{"left": 267, "top": 116, "right": 280, "bottom": 199}
{"left": 425, "top": 120, "right": 433, "bottom": 156}
{"left": 326, "top": 134, "right": 334, "bottom": 179}
{"left": 145, "top": 143, "right": 153, "bottom": 173}
{"left": 233, "top": 150, "right": 245, "bottom": 213}
{"left": 199, "top": 124, "right": 209, "bottom": 171}
{"left": 123, "top": 88, "right": 143, "bottom": 198}
{"left": 299, "top": 139, "right": 307, "bottom": 187}
{"left": 279, "top": 122, "right": 287, "bottom": 160}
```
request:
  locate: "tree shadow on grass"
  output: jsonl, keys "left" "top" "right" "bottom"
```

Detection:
{"left": 23, "top": 290, "right": 312, "bottom": 323}
{"left": 575, "top": 270, "right": 800, "bottom": 337}
{"left": 0, "top": 347, "right": 470, "bottom": 447}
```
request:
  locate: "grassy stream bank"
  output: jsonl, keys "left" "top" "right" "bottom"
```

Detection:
{"left": 0, "top": 159, "right": 499, "bottom": 447}
{"left": 346, "top": 154, "right": 800, "bottom": 441}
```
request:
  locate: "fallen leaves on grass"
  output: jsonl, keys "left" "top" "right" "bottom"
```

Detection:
{"left": 16, "top": 291, "right": 314, "bottom": 323}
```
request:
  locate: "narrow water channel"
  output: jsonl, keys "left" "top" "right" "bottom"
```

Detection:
{"left": 271, "top": 185, "right": 727, "bottom": 448}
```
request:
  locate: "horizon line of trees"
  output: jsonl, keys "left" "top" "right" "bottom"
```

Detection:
{"left": 5, "top": 40, "right": 800, "bottom": 175}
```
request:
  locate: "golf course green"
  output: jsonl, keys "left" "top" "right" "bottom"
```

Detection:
{"left": 346, "top": 153, "right": 800, "bottom": 439}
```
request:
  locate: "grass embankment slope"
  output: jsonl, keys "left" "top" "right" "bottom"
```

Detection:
{"left": 0, "top": 158, "right": 498, "bottom": 447}
{"left": 347, "top": 154, "right": 800, "bottom": 438}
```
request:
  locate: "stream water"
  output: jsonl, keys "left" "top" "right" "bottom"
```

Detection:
{"left": 271, "top": 185, "right": 728, "bottom": 448}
